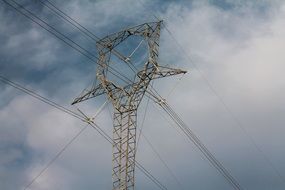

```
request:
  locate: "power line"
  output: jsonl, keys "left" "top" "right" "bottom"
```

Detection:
{"left": 0, "top": 75, "right": 83, "bottom": 120}
{"left": 37, "top": 0, "right": 101, "bottom": 41}
{"left": 144, "top": 78, "right": 244, "bottom": 189}
{"left": 141, "top": 133, "right": 185, "bottom": 190}
{"left": 135, "top": 94, "right": 184, "bottom": 189}
{"left": 159, "top": 101, "right": 244, "bottom": 190}
{"left": 37, "top": 0, "right": 139, "bottom": 82}
{"left": 0, "top": 75, "right": 167, "bottom": 190}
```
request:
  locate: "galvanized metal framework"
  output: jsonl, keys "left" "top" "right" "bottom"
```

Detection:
{"left": 72, "top": 21, "right": 186, "bottom": 190}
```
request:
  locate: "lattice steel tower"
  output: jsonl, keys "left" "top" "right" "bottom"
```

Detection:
{"left": 72, "top": 21, "right": 186, "bottom": 190}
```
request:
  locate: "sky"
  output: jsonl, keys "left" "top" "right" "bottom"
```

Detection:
{"left": 1, "top": 0, "right": 285, "bottom": 189}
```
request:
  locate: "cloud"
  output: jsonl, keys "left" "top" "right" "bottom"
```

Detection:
{"left": 1, "top": 0, "right": 285, "bottom": 190}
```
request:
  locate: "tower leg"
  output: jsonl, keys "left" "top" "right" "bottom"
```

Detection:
{"left": 112, "top": 109, "right": 137, "bottom": 190}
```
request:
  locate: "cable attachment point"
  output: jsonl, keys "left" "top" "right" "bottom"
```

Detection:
{"left": 76, "top": 108, "right": 94, "bottom": 124}
{"left": 157, "top": 98, "right": 166, "bottom": 106}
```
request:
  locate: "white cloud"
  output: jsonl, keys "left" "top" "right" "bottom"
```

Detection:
{"left": 2, "top": 0, "right": 285, "bottom": 189}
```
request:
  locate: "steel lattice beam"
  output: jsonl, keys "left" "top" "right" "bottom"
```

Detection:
{"left": 72, "top": 21, "right": 186, "bottom": 190}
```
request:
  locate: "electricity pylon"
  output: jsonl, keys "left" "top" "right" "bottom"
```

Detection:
{"left": 72, "top": 21, "right": 186, "bottom": 190}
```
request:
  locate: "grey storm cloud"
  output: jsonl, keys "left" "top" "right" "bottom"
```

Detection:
{"left": 1, "top": 0, "right": 285, "bottom": 190}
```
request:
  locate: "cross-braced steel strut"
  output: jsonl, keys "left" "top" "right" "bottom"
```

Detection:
{"left": 72, "top": 21, "right": 186, "bottom": 190}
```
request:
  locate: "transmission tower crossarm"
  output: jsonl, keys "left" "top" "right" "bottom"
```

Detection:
{"left": 72, "top": 80, "right": 134, "bottom": 106}
{"left": 137, "top": 65, "right": 187, "bottom": 80}
{"left": 71, "top": 83, "right": 106, "bottom": 105}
